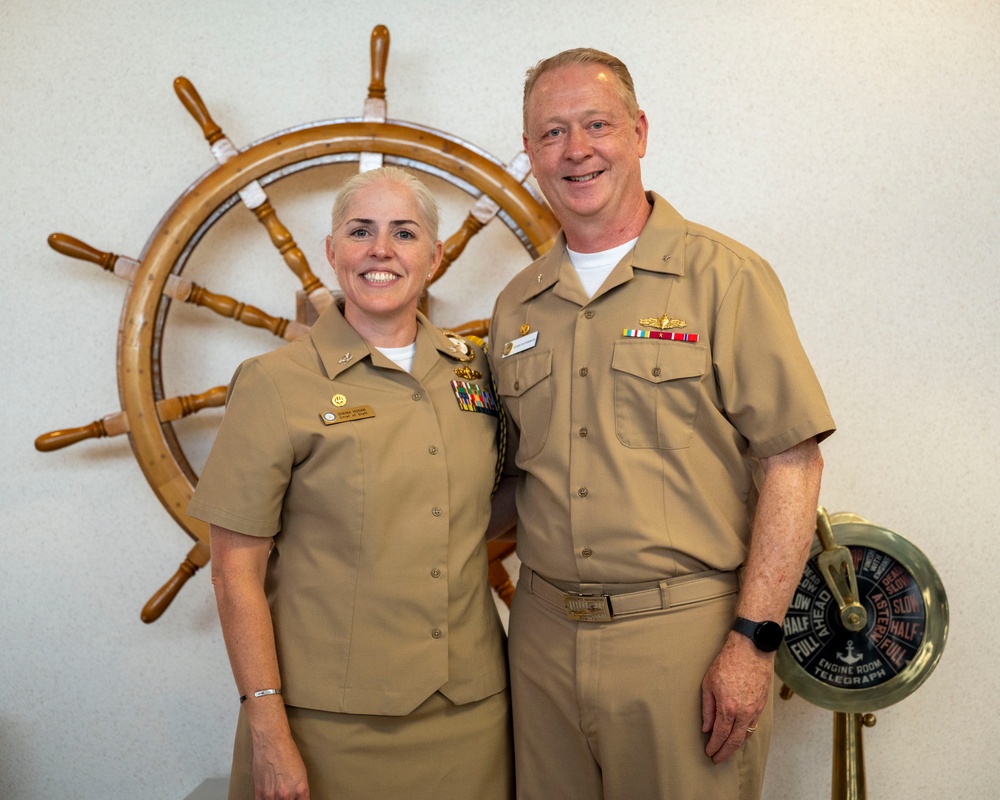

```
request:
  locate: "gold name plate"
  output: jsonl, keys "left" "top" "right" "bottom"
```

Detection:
{"left": 320, "top": 405, "right": 375, "bottom": 425}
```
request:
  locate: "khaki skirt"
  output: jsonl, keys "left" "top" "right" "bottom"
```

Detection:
{"left": 227, "top": 688, "right": 513, "bottom": 800}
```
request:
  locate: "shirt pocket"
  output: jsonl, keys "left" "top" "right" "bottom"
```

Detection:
{"left": 612, "top": 339, "right": 707, "bottom": 449}
{"left": 495, "top": 348, "right": 553, "bottom": 461}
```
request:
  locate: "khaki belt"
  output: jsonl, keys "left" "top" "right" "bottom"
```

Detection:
{"left": 520, "top": 564, "right": 740, "bottom": 623}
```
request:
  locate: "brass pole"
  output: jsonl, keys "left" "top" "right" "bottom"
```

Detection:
{"left": 832, "top": 711, "right": 876, "bottom": 800}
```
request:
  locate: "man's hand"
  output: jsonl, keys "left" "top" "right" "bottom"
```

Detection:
{"left": 700, "top": 634, "right": 773, "bottom": 763}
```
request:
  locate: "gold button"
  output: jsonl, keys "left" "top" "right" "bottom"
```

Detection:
{"left": 431, "top": 628, "right": 443, "bottom": 639}
{"left": 431, "top": 568, "right": 441, "bottom": 578}
{"left": 578, "top": 487, "right": 588, "bottom": 498}
{"left": 582, "top": 547, "right": 593, "bottom": 558}
{"left": 432, "top": 507, "right": 443, "bottom": 517}
{"left": 428, "top": 446, "right": 438, "bottom": 455}
{"left": 412, "top": 392, "right": 422, "bottom": 401}
{"left": 579, "top": 367, "right": 589, "bottom": 377}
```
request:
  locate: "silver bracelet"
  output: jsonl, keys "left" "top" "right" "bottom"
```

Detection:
{"left": 239, "top": 688, "right": 282, "bottom": 704}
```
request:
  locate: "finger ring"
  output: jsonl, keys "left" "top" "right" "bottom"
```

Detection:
{"left": 746, "top": 724, "right": 758, "bottom": 733}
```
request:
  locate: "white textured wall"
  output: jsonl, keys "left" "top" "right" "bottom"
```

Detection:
{"left": 3, "top": 1, "right": 997, "bottom": 797}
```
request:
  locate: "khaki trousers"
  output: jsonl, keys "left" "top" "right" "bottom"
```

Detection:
{"left": 228, "top": 689, "right": 513, "bottom": 800}
{"left": 509, "top": 573, "right": 772, "bottom": 800}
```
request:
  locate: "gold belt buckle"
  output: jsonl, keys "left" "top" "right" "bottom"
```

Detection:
{"left": 563, "top": 593, "right": 612, "bottom": 622}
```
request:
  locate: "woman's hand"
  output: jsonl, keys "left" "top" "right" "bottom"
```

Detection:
{"left": 251, "top": 728, "right": 310, "bottom": 800}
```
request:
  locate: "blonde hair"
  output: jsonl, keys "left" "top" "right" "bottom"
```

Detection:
{"left": 330, "top": 166, "right": 440, "bottom": 243}
{"left": 522, "top": 48, "right": 640, "bottom": 134}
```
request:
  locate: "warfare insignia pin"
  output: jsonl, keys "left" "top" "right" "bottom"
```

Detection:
{"left": 638, "top": 315, "right": 687, "bottom": 331}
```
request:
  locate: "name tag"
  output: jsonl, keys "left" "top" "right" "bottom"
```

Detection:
{"left": 320, "top": 405, "right": 375, "bottom": 425}
{"left": 502, "top": 330, "right": 538, "bottom": 358}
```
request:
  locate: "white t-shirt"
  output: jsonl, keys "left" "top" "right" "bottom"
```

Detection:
{"left": 567, "top": 237, "right": 639, "bottom": 298}
{"left": 375, "top": 342, "right": 417, "bottom": 373}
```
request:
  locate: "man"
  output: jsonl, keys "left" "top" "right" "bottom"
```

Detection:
{"left": 488, "top": 48, "right": 835, "bottom": 800}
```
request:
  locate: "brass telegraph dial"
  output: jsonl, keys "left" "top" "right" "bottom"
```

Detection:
{"left": 775, "top": 509, "right": 949, "bottom": 713}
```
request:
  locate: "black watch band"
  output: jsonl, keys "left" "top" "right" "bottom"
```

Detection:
{"left": 731, "top": 616, "right": 784, "bottom": 653}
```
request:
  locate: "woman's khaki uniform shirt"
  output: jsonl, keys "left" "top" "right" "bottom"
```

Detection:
{"left": 490, "top": 192, "right": 836, "bottom": 584}
{"left": 189, "top": 306, "right": 507, "bottom": 716}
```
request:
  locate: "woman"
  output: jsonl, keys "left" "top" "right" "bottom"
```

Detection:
{"left": 189, "top": 167, "right": 512, "bottom": 800}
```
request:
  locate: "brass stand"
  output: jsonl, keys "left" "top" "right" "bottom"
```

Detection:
{"left": 831, "top": 711, "right": 876, "bottom": 800}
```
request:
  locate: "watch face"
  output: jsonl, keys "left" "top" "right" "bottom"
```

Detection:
{"left": 783, "top": 546, "right": 924, "bottom": 689}
{"left": 756, "top": 621, "right": 784, "bottom": 652}
{"left": 775, "top": 521, "right": 949, "bottom": 712}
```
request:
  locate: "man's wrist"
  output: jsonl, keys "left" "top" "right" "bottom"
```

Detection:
{"left": 731, "top": 616, "right": 784, "bottom": 653}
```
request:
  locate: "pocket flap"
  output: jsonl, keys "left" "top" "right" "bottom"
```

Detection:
{"left": 496, "top": 349, "right": 553, "bottom": 397}
{"left": 611, "top": 340, "right": 707, "bottom": 384}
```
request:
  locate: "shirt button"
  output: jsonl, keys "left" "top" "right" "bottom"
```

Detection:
{"left": 584, "top": 310, "right": 595, "bottom": 319}
{"left": 579, "top": 427, "right": 588, "bottom": 437}
{"left": 651, "top": 367, "right": 661, "bottom": 377}
{"left": 514, "top": 380, "right": 520, "bottom": 391}
{"left": 579, "top": 367, "right": 589, "bottom": 377}
{"left": 431, "top": 628, "right": 443, "bottom": 639}
{"left": 428, "top": 445, "right": 438, "bottom": 455}
{"left": 578, "top": 487, "right": 589, "bottom": 498}
{"left": 432, "top": 507, "right": 443, "bottom": 517}
{"left": 431, "top": 568, "right": 441, "bottom": 578}
{"left": 412, "top": 392, "right": 422, "bottom": 401}
{"left": 582, "top": 547, "right": 593, "bottom": 558}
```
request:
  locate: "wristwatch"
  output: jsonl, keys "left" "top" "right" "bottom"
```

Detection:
{"left": 731, "top": 617, "right": 784, "bottom": 653}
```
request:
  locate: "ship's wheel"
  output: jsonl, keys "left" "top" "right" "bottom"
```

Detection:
{"left": 35, "top": 25, "right": 557, "bottom": 620}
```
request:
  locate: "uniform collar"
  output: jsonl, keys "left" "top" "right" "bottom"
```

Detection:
{"left": 311, "top": 303, "right": 460, "bottom": 380}
{"left": 515, "top": 191, "right": 688, "bottom": 304}
{"left": 632, "top": 192, "right": 687, "bottom": 278}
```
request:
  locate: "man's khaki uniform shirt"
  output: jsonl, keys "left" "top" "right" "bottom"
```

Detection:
{"left": 189, "top": 306, "right": 507, "bottom": 716}
{"left": 490, "top": 193, "right": 835, "bottom": 583}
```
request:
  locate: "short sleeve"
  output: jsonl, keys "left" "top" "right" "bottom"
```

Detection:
{"left": 713, "top": 257, "right": 836, "bottom": 459}
{"left": 187, "top": 359, "right": 294, "bottom": 536}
